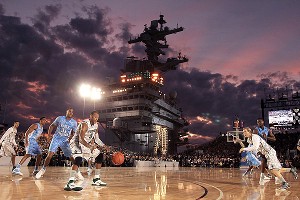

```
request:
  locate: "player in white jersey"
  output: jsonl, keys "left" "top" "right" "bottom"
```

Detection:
{"left": 253, "top": 118, "right": 276, "bottom": 184}
{"left": 35, "top": 108, "right": 77, "bottom": 179}
{"left": 12, "top": 117, "right": 48, "bottom": 176}
{"left": 0, "top": 121, "right": 20, "bottom": 171}
{"left": 64, "top": 111, "right": 108, "bottom": 191}
{"left": 240, "top": 127, "right": 290, "bottom": 190}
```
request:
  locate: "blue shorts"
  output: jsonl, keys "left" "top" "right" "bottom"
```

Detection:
{"left": 26, "top": 139, "right": 42, "bottom": 156}
{"left": 246, "top": 152, "right": 261, "bottom": 167}
{"left": 49, "top": 134, "right": 72, "bottom": 157}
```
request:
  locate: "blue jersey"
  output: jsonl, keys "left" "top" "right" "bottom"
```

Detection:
{"left": 52, "top": 116, "right": 77, "bottom": 137}
{"left": 256, "top": 126, "right": 269, "bottom": 140}
{"left": 28, "top": 123, "right": 43, "bottom": 140}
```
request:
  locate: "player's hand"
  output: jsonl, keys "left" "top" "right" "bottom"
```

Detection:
{"left": 104, "top": 145, "right": 111, "bottom": 152}
{"left": 239, "top": 148, "right": 244, "bottom": 153}
{"left": 241, "top": 157, "right": 247, "bottom": 162}
{"left": 262, "top": 133, "right": 267, "bottom": 140}
{"left": 89, "top": 144, "right": 96, "bottom": 152}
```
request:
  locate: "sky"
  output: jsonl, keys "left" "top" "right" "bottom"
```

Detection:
{"left": 0, "top": 0, "right": 300, "bottom": 144}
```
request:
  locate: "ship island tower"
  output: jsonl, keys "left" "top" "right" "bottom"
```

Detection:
{"left": 98, "top": 15, "right": 188, "bottom": 156}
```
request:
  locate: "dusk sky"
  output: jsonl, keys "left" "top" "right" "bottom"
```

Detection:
{"left": 1, "top": 0, "right": 300, "bottom": 144}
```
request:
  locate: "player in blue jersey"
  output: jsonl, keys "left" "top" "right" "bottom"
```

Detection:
{"left": 233, "top": 137, "right": 261, "bottom": 177}
{"left": 12, "top": 117, "right": 48, "bottom": 176}
{"left": 35, "top": 108, "right": 77, "bottom": 179}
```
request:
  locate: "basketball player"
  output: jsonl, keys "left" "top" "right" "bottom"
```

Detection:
{"left": 233, "top": 137, "right": 261, "bottom": 177}
{"left": 297, "top": 138, "right": 300, "bottom": 151}
{"left": 0, "top": 121, "right": 20, "bottom": 171}
{"left": 12, "top": 117, "right": 47, "bottom": 176}
{"left": 64, "top": 111, "right": 108, "bottom": 191}
{"left": 253, "top": 118, "right": 276, "bottom": 184}
{"left": 240, "top": 127, "right": 290, "bottom": 190}
{"left": 35, "top": 108, "right": 77, "bottom": 179}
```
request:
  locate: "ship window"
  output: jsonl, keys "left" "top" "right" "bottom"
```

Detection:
{"left": 128, "top": 107, "right": 133, "bottom": 110}
{"left": 134, "top": 106, "right": 139, "bottom": 110}
{"left": 134, "top": 95, "right": 139, "bottom": 99}
{"left": 122, "top": 107, "right": 128, "bottom": 111}
{"left": 117, "top": 97, "right": 122, "bottom": 101}
{"left": 129, "top": 95, "right": 133, "bottom": 99}
{"left": 106, "top": 98, "right": 111, "bottom": 102}
{"left": 117, "top": 108, "right": 122, "bottom": 112}
{"left": 112, "top": 108, "right": 117, "bottom": 112}
{"left": 142, "top": 122, "right": 151, "bottom": 126}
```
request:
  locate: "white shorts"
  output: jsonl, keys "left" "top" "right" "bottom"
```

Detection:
{"left": 265, "top": 149, "right": 282, "bottom": 170}
{"left": 0, "top": 143, "right": 16, "bottom": 157}
{"left": 71, "top": 142, "right": 100, "bottom": 162}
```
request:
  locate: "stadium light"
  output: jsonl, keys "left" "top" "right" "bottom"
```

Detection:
{"left": 79, "top": 83, "right": 91, "bottom": 118}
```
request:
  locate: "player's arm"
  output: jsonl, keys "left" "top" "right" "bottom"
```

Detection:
{"left": 68, "top": 130, "right": 74, "bottom": 143}
{"left": 68, "top": 122, "right": 77, "bottom": 142}
{"left": 233, "top": 137, "right": 245, "bottom": 148}
{"left": 48, "top": 117, "right": 60, "bottom": 135}
{"left": 240, "top": 135, "right": 259, "bottom": 153}
{"left": 24, "top": 124, "right": 38, "bottom": 147}
{"left": 13, "top": 132, "right": 18, "bottom": 148}
{"left": 94, "top": 125, "right": 109, "bottom": 151}
{"left": 79, "top": 123, "right": 94, "bottom": 150}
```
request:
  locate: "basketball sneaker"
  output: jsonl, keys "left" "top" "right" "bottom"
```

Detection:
{"left": 35, "top": 168, "right": 46, "bottom": 179}
{"left": 64, "top": 180, "right": 83, "bottom": 191}
{"left": 75, "top": 171, "right": 84, "bottom": 181}
{"left": 32, "top": 170, "right": 39, "bottom": 176}
{"left": 264, "top": 175, "right": 272, "bottom": 180}
{"left": 275, "top": 177, "right": 281, "bottom": 185}
{"left": 259, "top": 175, "right": 270, "bottom": 185}
{"left": 92, "top": 178, "right": 107, "bottom": 186}
{"left": 280, "top": 182, "right": 290, "bottom": 190}
{"left": 12, "top": 168, "right": 23, "bottom": 176}
{"left": 290, "top": 167, "right": 298, "bottom": 179}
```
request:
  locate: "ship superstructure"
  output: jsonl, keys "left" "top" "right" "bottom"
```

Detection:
{"left": 98, "top": 15, "right": 188, "bottom": 155}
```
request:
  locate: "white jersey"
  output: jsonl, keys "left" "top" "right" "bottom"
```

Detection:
{"left": 0, "top": 127, "right": 17, "bottom": 146}
{"left": 70, "top": 119, "right": 104, "bottom": 160}
{"left": 71, "top": 119, "right": 104, "bottom": 148}
{"left": 244, "top": 134, "right": 273, "bottom": 155}
{"left": 244, "top": 134, "right": 281, "bottom": 170}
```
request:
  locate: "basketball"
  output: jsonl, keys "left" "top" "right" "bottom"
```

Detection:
{"left": 112, "top": 152, "right": 125, "bottom": 166}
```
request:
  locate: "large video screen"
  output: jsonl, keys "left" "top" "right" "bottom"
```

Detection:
{"left": 268, "top": 109, "right": 294, "bottom": 127}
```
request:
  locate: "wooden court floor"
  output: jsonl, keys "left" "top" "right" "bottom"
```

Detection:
{"left": 0, "top": 166, "right": 299, "bottom": 200}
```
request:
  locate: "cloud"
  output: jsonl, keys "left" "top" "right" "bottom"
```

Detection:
{"left": 0, "top": 4, "right": 130, "bottom": 129}
{"left": 163, "top": 67, "right": 300, "bottom": 139}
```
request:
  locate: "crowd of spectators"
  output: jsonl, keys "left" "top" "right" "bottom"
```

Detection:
{"left": 1, "top": 129, "right": 299, "bottom": 168}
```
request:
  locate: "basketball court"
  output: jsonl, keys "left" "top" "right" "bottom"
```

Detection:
{"left": 0, "top": 166, "right": 299, "bottom": 199}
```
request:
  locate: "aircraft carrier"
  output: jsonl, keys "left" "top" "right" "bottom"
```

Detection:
{"left": 98, "top": 15, "right": 188, "bottom": 155}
